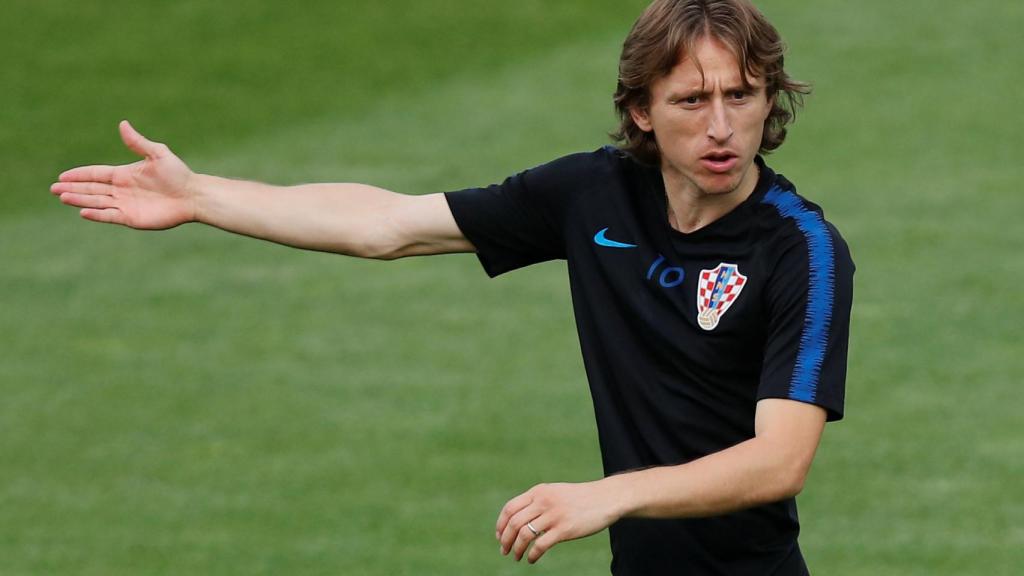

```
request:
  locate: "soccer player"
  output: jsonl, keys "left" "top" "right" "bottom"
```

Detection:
{"left": 51, "top": 0, "right": 854, "bottom": 574}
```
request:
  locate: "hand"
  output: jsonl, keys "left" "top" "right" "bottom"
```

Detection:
{"left": 51, "top": 120, "right": 196, "bottom": 229}
{"left": 496, "top": 480, "right": 622, "bottom": 564}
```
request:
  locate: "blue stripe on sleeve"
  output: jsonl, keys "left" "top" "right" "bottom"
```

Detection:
{"left": 761, "top": 185, "right": 836, "bottom": 403}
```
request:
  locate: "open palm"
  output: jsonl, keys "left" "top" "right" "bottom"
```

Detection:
{"left": 52, "top": 121, "right": 196, "bottom": 230}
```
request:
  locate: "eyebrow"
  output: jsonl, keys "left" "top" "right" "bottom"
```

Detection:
{"left": 667, "top": 81, "right": 765, "bottom": 99}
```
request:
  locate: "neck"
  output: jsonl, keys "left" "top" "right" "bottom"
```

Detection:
{"left": 661, "top": 161, "right": 761, "bottom": 234}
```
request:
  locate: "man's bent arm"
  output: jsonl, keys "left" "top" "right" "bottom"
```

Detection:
{"left": 608, "top": 398, "right": 826, "bottom": 518}
{"left": 497, "top": 399, "right": 827, "bottom": 563}
{"left": 52, "top": 120, "right": 473, "bottom": 259}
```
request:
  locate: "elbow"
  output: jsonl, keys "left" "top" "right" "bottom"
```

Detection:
{"left": 362, "top": 245, "right": 402, "bottom": 261}
{"left": 758, "top": 472, "right": 805, "bottom": 504}
{"left": 362, "top": 239, "right": 414, "bottom": 261}
{"left": 349, "top": 228, "right": 409, "bottom": 260}
{"left": 770, "top": 459, "right": 812, "bottom": 501}
{"left": 778, "top": 471, "right": 808, "bottom": 499}
{"left": 360, "top": 231, "right": 437, "bottom": 260}
{"left": 357, "top": 246, "right": 404, "bottom": 261}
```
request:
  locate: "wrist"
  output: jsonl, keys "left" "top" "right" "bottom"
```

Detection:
{"left": 598, "top": 472, "right": 643, "bottom": 521}
{"left": 185, "top": 172, "right": 213, "bottom": 224}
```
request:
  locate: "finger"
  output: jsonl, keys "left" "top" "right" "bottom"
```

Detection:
{"left": 52, "top": 181, "right": 115, "bottom": 197}
{"left": 496, "top": 492, "right": 534, "bottom": 540}
{"left": 58, "top": 165, "right": 116, "bottom": 184}
{"left": 119, "top": 119, "right": 167, "bottom": 159}
{"left": 501, "top": 502, "right": 540, "bottom": 553}
{"left": 500, "top": 504, "right": 541, "bottom": 556}
{"left": 80, "top": 208, "right": 126, "bottom": 225}
{"left": 60, "top": 192, "right": 117, "bottom": 210}
{"left": 512, "top": 515, "right": 551, "bottom": 562}
{"left": 527, "top": 529, "right": 561, "bottom": 564}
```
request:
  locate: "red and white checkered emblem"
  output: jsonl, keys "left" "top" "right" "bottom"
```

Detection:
{"left": 697, "top": 263, "right": 747, "bottom": 331}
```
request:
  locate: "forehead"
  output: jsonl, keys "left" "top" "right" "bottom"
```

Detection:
{"left": 658, "top": 36, "right": 762, "bottom": 91}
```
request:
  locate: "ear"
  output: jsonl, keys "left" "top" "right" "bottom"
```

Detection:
{"left": 629, "top": 106, "right": 654, "bottom": 133}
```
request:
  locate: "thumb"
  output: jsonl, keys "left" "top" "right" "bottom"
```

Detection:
{"left": 119, "top": 119, "right": 166, "bottom": 159}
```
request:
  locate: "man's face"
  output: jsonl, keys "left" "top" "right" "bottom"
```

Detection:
{"left": 631, "top": 36, "right": 773, "bottom": 198}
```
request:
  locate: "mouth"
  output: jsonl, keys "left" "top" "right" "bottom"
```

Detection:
{"left": 700, "top": 151, "right": 739, "bottom": 174}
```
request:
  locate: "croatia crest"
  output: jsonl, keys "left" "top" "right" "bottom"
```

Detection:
{"left": 697, "top": 263, "right": 748, "bottom": 331}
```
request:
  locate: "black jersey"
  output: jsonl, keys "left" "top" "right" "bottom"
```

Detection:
{"left": 444, "top": 147, "right": 854, "bottom": 576}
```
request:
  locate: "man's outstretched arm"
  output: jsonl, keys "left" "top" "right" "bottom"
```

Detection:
{"left": 51, "top": 121, "right": 474, "bottom": 259}
{"left": 496, "top": 399, "right": 827, "bottom": 563}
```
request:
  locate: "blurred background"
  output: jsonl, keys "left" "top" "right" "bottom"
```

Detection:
{"left": 1, "top": 1, "right": 1021, "bottom": 574}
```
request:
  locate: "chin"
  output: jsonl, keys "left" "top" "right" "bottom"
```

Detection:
{"left": 697, "top": 173, "right": 744, "bottom": 196}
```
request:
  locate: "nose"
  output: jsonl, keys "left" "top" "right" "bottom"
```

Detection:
{"left": 707, "top": 98, "right": 734, "bottom": 143}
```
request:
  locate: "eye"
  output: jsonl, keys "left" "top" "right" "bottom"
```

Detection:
{"left": 672, "top": 95, "right": 701, "bottom": 107}
{"left": 730, "top": 90, "right": 748, "bottom": 101}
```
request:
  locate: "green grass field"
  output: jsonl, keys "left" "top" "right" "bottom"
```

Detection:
{"left": 2, "top": 1, "right": 1022, "bottom": 574}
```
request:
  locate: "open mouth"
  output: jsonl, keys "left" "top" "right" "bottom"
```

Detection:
{"left": 703, "top": 151, "right": 737, "bottom": 162}
{"left": 700, "top": 151, "right": 739, "bottom": 173}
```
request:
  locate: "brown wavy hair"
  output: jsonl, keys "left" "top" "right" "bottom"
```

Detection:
{"left": 612, "top": 0, "right": 810, "bottom": 165}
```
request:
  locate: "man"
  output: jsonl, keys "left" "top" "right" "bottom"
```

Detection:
{"left": 52, "top": 0, "right": 854, "bottom": 574}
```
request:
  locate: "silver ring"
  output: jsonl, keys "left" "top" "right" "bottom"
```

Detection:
{"left": 527, "top": 522, "right": 541, "bottom": 537}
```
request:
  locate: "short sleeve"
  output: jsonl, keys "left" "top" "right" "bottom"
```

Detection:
{"left": 444, "top": 149, "right": 609, "bottom": 277}
{"left": 757, "top": 214, "right": 855, "bottom": 422}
